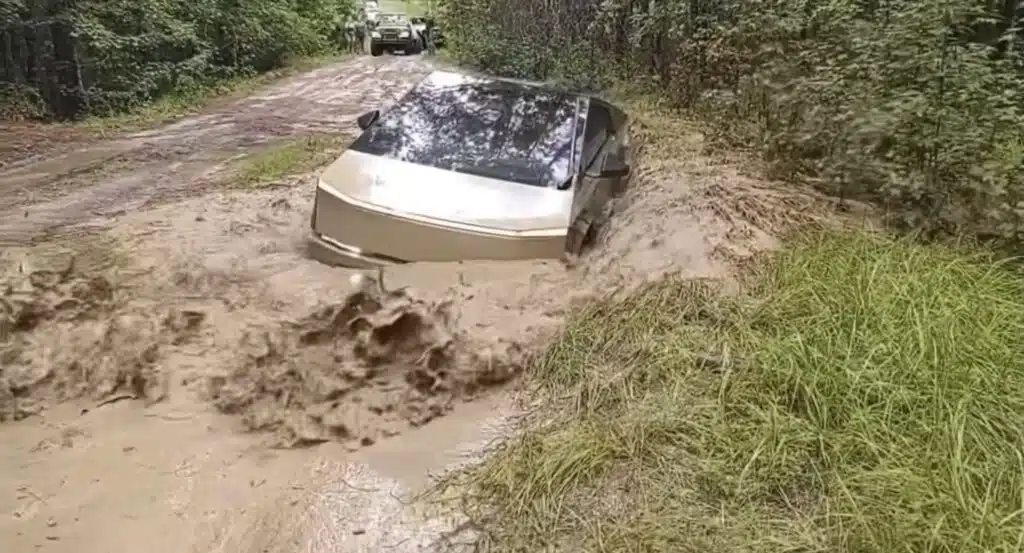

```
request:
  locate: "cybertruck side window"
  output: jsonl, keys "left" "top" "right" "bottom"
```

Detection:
{"left": 580, "top": 103, "right": 612, "bottom": 171}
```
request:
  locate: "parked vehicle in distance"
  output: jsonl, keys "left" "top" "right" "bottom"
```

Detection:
{"left": 369, "top": 13, "right": 422, "bottom": 55}
{"left": 308, "top": 70, "right": 632, "bottom": 268}
{"left": 408, "top": 17, "right": 446, "bottom": 49}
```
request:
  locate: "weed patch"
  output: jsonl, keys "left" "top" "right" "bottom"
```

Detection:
{"left": 448, "top": 231, "right": 1024, "bottom": 553}
{"left": 234, "top": 134, "right": 346, "bottom": 187}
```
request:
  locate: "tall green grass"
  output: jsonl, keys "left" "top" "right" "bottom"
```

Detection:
{"left": 452, "top": 231, "right": 1024, "bottom": 553}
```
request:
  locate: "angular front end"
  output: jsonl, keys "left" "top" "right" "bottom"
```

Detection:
{"left": 308, "top": 157, "right": 572, "bottom": 268}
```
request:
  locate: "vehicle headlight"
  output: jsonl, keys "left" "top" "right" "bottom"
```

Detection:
{"left": 371, "top": 31, "right": 381, "bottom": 38}
{"left": 399, "top": 31, "right": 409, "bottom": 37}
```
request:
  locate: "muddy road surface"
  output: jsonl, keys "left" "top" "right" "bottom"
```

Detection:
{"left": 0, "top": 54, "right": 789, "bottom": 553}
{"left": 0, "top": 55, "right": 427, "bottom": 246}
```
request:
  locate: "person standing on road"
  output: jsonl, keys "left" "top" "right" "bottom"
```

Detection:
{"left": 425, "top": 16, "right": 437, "bottom": 55}
{"left": 354, "top": 20, "right": 366, "bottom": 54}
{"left": 344, "top": 20, "right": 357, "bottom": 54}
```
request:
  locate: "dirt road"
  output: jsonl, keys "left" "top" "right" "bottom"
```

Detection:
{"left": 0, "top": 53, "right": 781, "bottom": 553}
{"left": 0, "top": 55, "right": 426, "bottom": 246}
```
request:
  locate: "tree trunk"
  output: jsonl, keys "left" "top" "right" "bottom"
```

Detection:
{"left": 51, "top": 0, "right": 84, "bottom": 118}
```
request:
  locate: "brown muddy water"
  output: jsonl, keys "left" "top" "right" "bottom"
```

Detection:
{"left": 0, "top": 54, "right": 783, "bottom": 552}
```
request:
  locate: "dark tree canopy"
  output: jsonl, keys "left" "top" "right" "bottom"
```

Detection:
{"left": 1, "top": 0, "right": 357, "bottom": 119}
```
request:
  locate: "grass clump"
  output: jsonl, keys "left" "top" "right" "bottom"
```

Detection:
{"left": 454, "top": 231, "right": 1024, "bottom": 553}
{"left": 235, "top": 134, "right": 345, "bottom": 186}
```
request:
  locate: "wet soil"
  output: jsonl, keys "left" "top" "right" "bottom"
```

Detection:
{"left": 0, "top": 55, "right": 832, "bottom": 553}
{"left": 0, "top": 122, "right": 95, "bottom": 171}
{"left": 0, "top": 55, "right": 426, "bottom": 246}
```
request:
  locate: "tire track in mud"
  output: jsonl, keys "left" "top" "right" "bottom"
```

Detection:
{"left": 0, "top": 55, "right": 432, "bottom": 247}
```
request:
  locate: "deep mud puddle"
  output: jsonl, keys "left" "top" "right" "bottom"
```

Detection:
{"left": 0, "top": 56, "right": 815, "bottom": 552}
{"left": 0, "top": 180, "right": 567, "bottom": 553}
{"left": 0, "top": 55, "right": 566, "bottom": 553}
{"left": 0, "top": 395, "right": 514, "bottom": 553}
{"left": 0, "top": 153, "right": 746, "bottom": 551}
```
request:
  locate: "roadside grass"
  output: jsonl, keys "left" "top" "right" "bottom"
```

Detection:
{"left": 75, "top": 55, "right": 347, "bottom": 136}
{"left": 448, "top": 231, "right": 1024, "bottom": 553}
{"left": 234, "top": 134, "right": 347, "bottom": 187}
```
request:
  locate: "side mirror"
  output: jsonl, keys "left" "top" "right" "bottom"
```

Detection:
{"left": 585, "top": 149, "right": 630, "bottom": 178}
{"left": 356, "top": 110, "right": 380, "bottom": 130}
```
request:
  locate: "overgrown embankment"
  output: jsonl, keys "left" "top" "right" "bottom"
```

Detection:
{"left": 440, "top": 0, "right": 1024, "bottom": 250}
{"left": 435, "top": 2, "right": 1024, "bottom": 550}
{"left": 448, "top": 232, "right": 1024, "bottom": 553}
{"left": 1, "top": 0, "right": 357, "bottom": 120}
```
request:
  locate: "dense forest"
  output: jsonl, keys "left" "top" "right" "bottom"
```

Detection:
{"left": 441, "top": 0, "right": 1024, "bottom": 250}
{"left": 0, "top": 0, "right": 356, "bottom": 119}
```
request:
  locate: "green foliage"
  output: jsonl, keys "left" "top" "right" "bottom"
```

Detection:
{"left": 440, "top": 0, "right": 1024, "bottom": 250}
{"left": 1, "top": 0, "right": 358, "bottom": 118}
{"left": 456, "top": 232, "right": 1024, "bottom": 553}
{"left": 0, "top": 83, "right": 45, "bottom": 120}
{"left": 234, "top": 134, "right": 346, "bottom": 187}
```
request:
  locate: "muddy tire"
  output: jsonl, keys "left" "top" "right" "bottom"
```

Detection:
{"left": 370, "top": 43, "right": 383, "bottom": 56}
{"left": 565, "top": 217, "right": 592, "bottom": 257}
{"left": 610, "top": 173, "right": 630, "bottom": 198}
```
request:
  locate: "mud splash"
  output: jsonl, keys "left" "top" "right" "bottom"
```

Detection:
{"left": 0, "top": 255, "right": 205, "bottom": 421}
{"left": 208, "top": 271, "right": 525, "bottom": 449}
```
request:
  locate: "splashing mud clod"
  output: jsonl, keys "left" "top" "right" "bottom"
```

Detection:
{"left": 208, "top": 269, "right": 521, "bottom": 449}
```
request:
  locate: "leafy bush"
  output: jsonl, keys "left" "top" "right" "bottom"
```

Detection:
{"left": 440, "top": 0, "right": 1024, "bottom": 250}
{"left": 1, "top": 0, "right": 357, "bottom": 118}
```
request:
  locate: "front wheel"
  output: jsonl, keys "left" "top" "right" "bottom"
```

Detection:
{"left": 370, "top": 42, "right": 383, "bottom": 56}
{"left": 565, "top": 217, "right": 593, "bottom": 257}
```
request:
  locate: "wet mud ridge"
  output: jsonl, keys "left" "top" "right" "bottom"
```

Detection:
{"left": 208, "top": 271, "right": 525, "bottom": 449}
{"left": 0, "top": 255, "right": 204, "bottom": 421}
{"left": 0, "top": 254, "right": 526, "bottom": 451}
